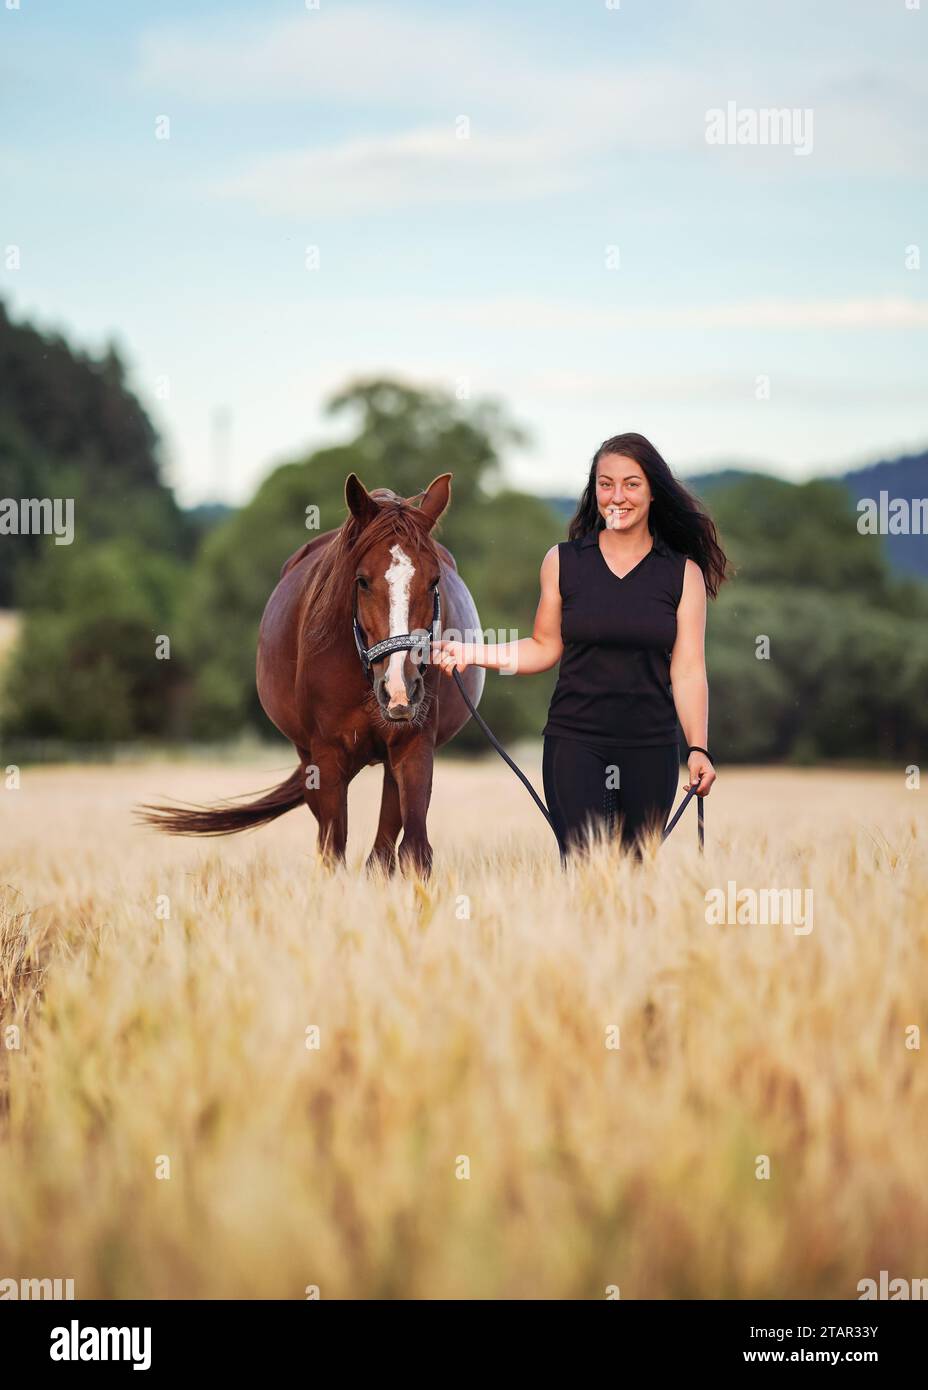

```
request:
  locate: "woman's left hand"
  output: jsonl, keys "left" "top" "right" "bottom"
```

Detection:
{"left": 685, "top": 752, "right": 716, "bottom": 796}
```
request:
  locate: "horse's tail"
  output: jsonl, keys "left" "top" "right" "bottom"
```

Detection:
{"left": 135, "top": 766, "right": 305, "bottom": 837}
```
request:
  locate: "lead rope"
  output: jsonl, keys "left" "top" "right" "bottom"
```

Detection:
{"left": 449, "top": 666, "right": 704, "bottom": 854}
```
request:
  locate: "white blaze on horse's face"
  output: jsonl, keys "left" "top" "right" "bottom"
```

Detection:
{"left": 384, "top": 543, "right": 415, "bottom": 707}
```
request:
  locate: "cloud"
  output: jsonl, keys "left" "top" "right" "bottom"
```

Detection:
{"left": 137, "top": 6, "right": 927, "bottom": 220}
{"left": 230, "top": 353, "right": 928, "bottom": 425}
{"left": 456, "top": 363, "right": 926, "bottom": 408}
{"left": 500, "top": 367, "right": 928, "bottom": 407}
{"left": 209, "top": 127, "right": 589, "bottom": 216}
{"left": 403, "top": 295, "right": 928, "bottom": 331}
{"left": 136, "top": 8, "right": 490, "bottom": 106}
{"left": 136, "top": 9, "right": 703, "bottom": 163}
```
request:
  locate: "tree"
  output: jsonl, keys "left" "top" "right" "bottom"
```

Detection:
{"left": 183, "top": 379, "right": 561, "bottom": 747}
{"left": 2, "top": 541, "right": 188, "bottom": 742}
{"left": 0, "top": 297, "right": 194, "bottom": 606}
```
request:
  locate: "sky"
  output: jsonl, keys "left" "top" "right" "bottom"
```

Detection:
{"left": 2, "top": 0, "right": 926, "bottom": 507}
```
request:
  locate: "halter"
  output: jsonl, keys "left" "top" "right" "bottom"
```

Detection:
{"left": 352, "top": 583, "right": 442, "bottom": 687}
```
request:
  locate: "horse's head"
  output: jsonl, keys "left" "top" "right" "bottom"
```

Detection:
{"left": 346, "top": 473, "right": 450, "bottom": 723}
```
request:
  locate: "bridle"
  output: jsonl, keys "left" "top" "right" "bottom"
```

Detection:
{"left": 352, "top": 582, "right": 442, "bottom": 687}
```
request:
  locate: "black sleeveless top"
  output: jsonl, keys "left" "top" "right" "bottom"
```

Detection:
{"left": 542, "top": 527, "right": 688, "bottom": 746}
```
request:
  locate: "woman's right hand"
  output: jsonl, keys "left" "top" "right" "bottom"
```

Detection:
{"left": 431, "top": 638, "right": 473, "bottom": 677}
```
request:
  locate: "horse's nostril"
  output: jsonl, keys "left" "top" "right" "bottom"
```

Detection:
{"left": 373, "top": 671, "right": 425, "bottom": 719}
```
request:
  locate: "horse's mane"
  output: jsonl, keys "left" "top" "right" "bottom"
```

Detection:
{"left": 301, "top": 499, "right": 443, "bottom": 652}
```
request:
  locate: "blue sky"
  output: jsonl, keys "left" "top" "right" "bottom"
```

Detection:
{"left": 2, "top": 0, "right": 926, "bottom": 505}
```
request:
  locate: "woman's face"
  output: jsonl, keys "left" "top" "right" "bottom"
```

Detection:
{"left": 595, "top": 455, "right": 652, "bottom": 530}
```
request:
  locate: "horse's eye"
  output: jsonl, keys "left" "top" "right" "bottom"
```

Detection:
{"left": 356, "top": 577, "right": 369, "bottom": 591}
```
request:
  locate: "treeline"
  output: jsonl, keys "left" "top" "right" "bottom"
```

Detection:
{"left": 0, "top": 299, "right": 925, "bottom": 762}
{"left": 694, "top": 473, "right": 928, "bottom": 763}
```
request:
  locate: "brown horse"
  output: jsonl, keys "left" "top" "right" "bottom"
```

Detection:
{"left": 138, "top": 473, "right": 484, "bottom": 876}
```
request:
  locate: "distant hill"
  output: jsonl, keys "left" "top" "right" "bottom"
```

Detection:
{"left": 544, "top": 496, "right": 575, "bottom": 523}
{"left": 185, "top": 502, "right": 234, "bottom": 538}
{"left": 683, "top": 468, "right": 768, "bottom": 497}
{"left": 839, "top": 451, "right": 928, "bottom": 579}
{"left": 541, "top": 451, "right": 928, "bottom": 579}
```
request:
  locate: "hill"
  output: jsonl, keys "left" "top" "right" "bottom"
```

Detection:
{"left": 840, "top": 451, "right": 928, "bottom": 579}
{"left": 542, "top": 452, "right": 927, "bottom": 579}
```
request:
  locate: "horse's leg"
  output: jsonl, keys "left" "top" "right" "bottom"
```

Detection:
{"left": 389, "top": 742, "right": 435, "bottom": 878}
{"left": 298, "top": 745, "right": 349, "bottom": 868}
{"left": 366, "top": 762, "right": 402, "bottom": 876}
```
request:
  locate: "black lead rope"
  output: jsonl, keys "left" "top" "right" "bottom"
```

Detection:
{"left": 449, "top": 666, "right": 704, "bottom": 854}
{"left": 662, "top": 782, "right": 705, "bottom": 850}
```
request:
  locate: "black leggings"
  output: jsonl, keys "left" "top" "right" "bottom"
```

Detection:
{"left": 542, "top": 735, "right": 680, "bottom": 863}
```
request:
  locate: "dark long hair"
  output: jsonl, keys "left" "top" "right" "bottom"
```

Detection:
{"left": 567, "top": 432, "right": 729, "bottom": 598}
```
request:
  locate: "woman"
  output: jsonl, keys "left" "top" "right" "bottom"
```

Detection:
{"left": 432, "top": 432, "right": 728, "bottom": 862}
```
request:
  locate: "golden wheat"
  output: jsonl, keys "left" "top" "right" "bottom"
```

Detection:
{"left": 0, "top": 755, "right": 925, "bottom": 1298}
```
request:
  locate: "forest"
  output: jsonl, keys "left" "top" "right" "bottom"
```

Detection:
{"left": 1, "top": 297, "right": 926, "bottom": 762}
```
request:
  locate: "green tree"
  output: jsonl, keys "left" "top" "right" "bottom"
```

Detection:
{"left": 0, "top": 297, "right": 194, "bottom": 605}
{"left": 708, "top": 474, "right": 892, "bottom": 597}
{"left": 2, "top": 541, "right": 188, "bottom": 741}
{"left": 183, "top": 379, "right": 562, "bottom": 748}
{"left": 706, "top": 584, "right": 928, "bottom": 763}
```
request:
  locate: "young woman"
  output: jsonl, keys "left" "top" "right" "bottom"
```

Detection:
{"left": 432, "top": 432, "right": 728, "bottom": 862}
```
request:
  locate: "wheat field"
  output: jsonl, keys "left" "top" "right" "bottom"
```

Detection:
{"left": 0, "top": 753, "right": 925, "bottom": 1299}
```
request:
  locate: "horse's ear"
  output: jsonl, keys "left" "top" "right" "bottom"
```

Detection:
{"left": 416, "top": 473, "right": 452, "bottom": 529}
{"left": 345, "top": 473, "right": 379, "bottom": 528}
